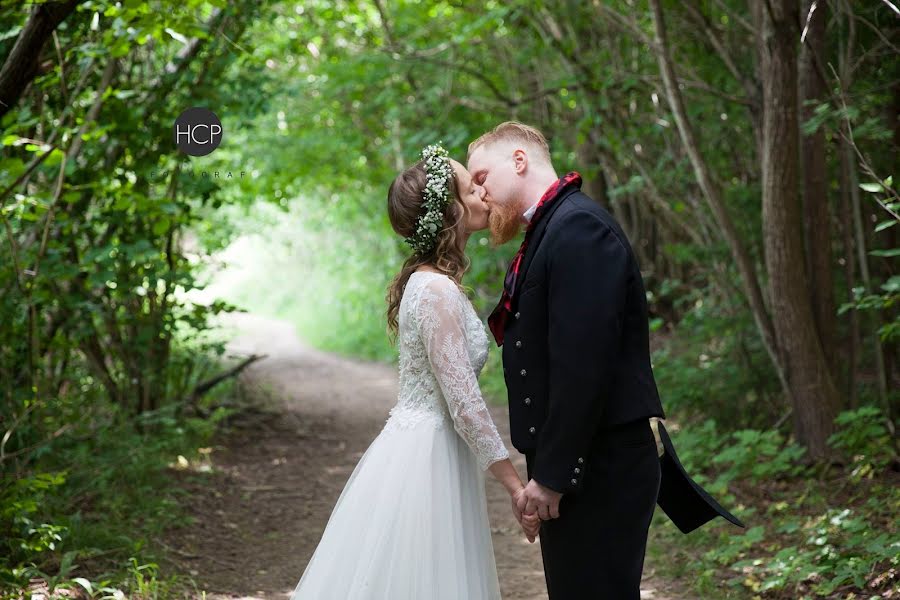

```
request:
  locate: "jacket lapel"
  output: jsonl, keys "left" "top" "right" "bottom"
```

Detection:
{"left": 512, "top": 186, "right": 578, "bottom": 304}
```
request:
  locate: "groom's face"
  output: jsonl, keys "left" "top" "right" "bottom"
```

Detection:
{"left": 467, "top": 143, "right": 523, "bottom": 246}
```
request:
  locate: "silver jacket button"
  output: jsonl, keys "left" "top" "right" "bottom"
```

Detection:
{"left": 515, "top": 340, "right": 522, "bottom": 348}
{"left": 578, "top": 457, "right": 584, "bottom": 464}
{"left": 529, "top": 426, "right": 536, "bottom": 434}
{"left": 515, "top": 311, "right": 521, "bottom": 319}
{"left": 571, "top": 478, "right": 578, "bottom": 485}
{"left": 520, "top": 368, "right": 527, "bottom": 376}
{"left": 574, "top": 467, "right": 580, "bottom": 474}
{"left": 524, "top": 397, "right": 531, "bottom": 406}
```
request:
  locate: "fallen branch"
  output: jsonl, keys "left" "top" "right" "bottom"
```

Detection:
{"left": 190, "top": 353, "right": 267, "bottom": 402}
{"left": 183, "top": 353, "right": 269, "bottom": 420}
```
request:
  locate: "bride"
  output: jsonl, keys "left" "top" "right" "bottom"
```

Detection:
{"left": 289, "top": 143, "right": 540, "bottom": 599}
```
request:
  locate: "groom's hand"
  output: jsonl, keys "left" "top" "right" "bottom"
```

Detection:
{"left": 522, "top": 478, "right": 563, "bottom": 521}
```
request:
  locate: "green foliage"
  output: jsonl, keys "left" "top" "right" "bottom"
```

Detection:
{"left": 0, "top": 473, "right": 69, "bottom": 574}
{"left": 0, "top": 393, "right": 224, "bottom": 594}
{"left": 650, "top": 297, "right": 897, "bottom": 597}
{"left": 651, "top": 286, "right": 781, "bottom": 428}
{"left": 727, "top": 506, "right": 900, "bottom": 597}
{"left": 713, "top": 429, "right": 809, "bottom": 483}
{"left": 651, "top": 412, "right": 899, "bottom": 599}
{"left": 827, "top": 406, "right": 898, "bottom": 482}
{"left": 838, "top": 175, "right": 898, "bottom": 342}
{"left": 1, "top": 0, "right": 262, "bottom": 591}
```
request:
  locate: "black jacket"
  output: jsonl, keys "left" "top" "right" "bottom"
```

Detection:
{"left": 500, "top": 186, "right": 666, "bottom": 495}
{"left": 498, "top": 184, "right": 746, "bottom": 535}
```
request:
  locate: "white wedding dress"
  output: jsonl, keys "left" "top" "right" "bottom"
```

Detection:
{"left": 289, "top": 270, "right": 510, "bottom": 599}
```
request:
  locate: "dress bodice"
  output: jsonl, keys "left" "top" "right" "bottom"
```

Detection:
{"left": 383, "top": 271, "right": 508, "bottom": 471}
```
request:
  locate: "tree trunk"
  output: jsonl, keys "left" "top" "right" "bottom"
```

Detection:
{"left": 838, "top": 130, "right": 859, "bottom": 409}
{"left": 759, "top": 0, "right": 839, "bottom": 459}
{"left": 0, "top": 0, "right": 82, "bottom": 119}
{"left": 799, "top": 0, "right": 839, "bottom": 390}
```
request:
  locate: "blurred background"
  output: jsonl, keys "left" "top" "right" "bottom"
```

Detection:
{"left": 0, "top": 0, "right": 897, "bottom": 598}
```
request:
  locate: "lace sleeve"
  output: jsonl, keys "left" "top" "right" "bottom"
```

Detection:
{"left": 415, "top": 276, "right": 510, "bottom": 471}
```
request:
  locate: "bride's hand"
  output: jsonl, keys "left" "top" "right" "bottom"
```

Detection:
{"left": 511, "top": 486, "right": 527, "bottom": 524}
{"left": 511, "top": 486, "right": 540, "bottom": 543}
{"left": 520, "top": 511, "right": 540, "bottom": 543}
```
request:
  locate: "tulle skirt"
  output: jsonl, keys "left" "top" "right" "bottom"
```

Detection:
{"left": 289, "top": 410, "right": 502, "bottom": 600}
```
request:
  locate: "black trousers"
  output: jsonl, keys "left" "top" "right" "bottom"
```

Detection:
{"left": 524, "top": 418, "right": 661, "bottom": 600}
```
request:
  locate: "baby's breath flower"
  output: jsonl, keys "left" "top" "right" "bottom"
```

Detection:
{"left": 404, "top": 142, "right": 454, "bottom": 255}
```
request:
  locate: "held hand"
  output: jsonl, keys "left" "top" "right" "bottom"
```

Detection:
{"left": 510, "top": 486, "right": 526, "bottom": 525}
{"left": 520, "top": 511, "right": 540, "bottom": 543}
{"left": 522, "top": 478, "right": 563, "bottom": 521}
{"left": 511, "top": 486, "right": 539, "bottom": 543}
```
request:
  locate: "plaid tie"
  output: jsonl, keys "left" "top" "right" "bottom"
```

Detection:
{"left": 487, "top": 172, "right": 582, "bottom": 346}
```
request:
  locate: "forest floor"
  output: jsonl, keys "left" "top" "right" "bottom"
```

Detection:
{"left": 162, "top": 311, "right": 689, "bottom": 599}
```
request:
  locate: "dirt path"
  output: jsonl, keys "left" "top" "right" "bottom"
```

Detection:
{"left": 164, "top": 312, "right": 682, "bottom": 599}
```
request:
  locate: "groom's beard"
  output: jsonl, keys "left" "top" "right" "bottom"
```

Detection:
{"left": 488, "top": 199, "right": 524, "bottom": 246}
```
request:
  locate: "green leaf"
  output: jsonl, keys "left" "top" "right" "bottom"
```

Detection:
{"left": 869, "top": 248, "right": 900, "bottom": 258}
{"left": 24, "top": 143, "right": 52, "bottom": 153}
{"left": 0, "top": 25, "right": 23, "bottom": 43}
{"left": 152, "top": 217, "right": 170, "bottom": 235}
{"left": 859, "top": 182, "right": 883, "bottom": 193}
{"left": 110, "top": 40, "right": 131, "bottom": 58}
{"left": 882, "top": 276, "right": 900, "bottom": 293}
{"left": 874, "top": 219, "right": 897, "bottom": 232}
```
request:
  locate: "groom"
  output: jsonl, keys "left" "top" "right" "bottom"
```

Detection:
{"left": 467, "top": 122, "right": 667, "bottom": 598}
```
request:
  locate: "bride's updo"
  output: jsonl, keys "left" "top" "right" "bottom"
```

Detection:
{"left": 385, "top": 158, "right": 471, "bottom": 342}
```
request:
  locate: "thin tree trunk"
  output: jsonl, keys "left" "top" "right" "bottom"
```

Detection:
{"left": 759, "top": 0, "right": 839, "bottom": 459}
{"left": 838, "top": 132, "right": 859, "bottom": 408}
{"left": 799, "top": 0, "right": 839, "bottom": 390}
{"left": 846, "top": 136, "right": 890, "bottom": 412}
{"left": 836, "top": 9, "right": 859, "bottom": 409}
{"left": 648, "top": 0, "right": 789, "bottom": 402}
{"left": 837, "top": 0, "right": 889, "bottom": 418}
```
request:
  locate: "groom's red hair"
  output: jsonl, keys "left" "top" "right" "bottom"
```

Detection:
{"left": 467, "top": 121, "right": 551, "bottom": 165}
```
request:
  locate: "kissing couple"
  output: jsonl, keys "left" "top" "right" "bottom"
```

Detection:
{"left": 288, "top": 121, "right": 744, "bottom": 600}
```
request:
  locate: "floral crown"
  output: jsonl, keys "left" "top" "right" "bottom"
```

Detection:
{"left": 404, "top": 142, "right": 455, "bottom": 255}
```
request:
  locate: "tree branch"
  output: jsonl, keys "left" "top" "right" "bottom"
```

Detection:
{"left": 0, "top": 0, "right": 82, "bottom": 118}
